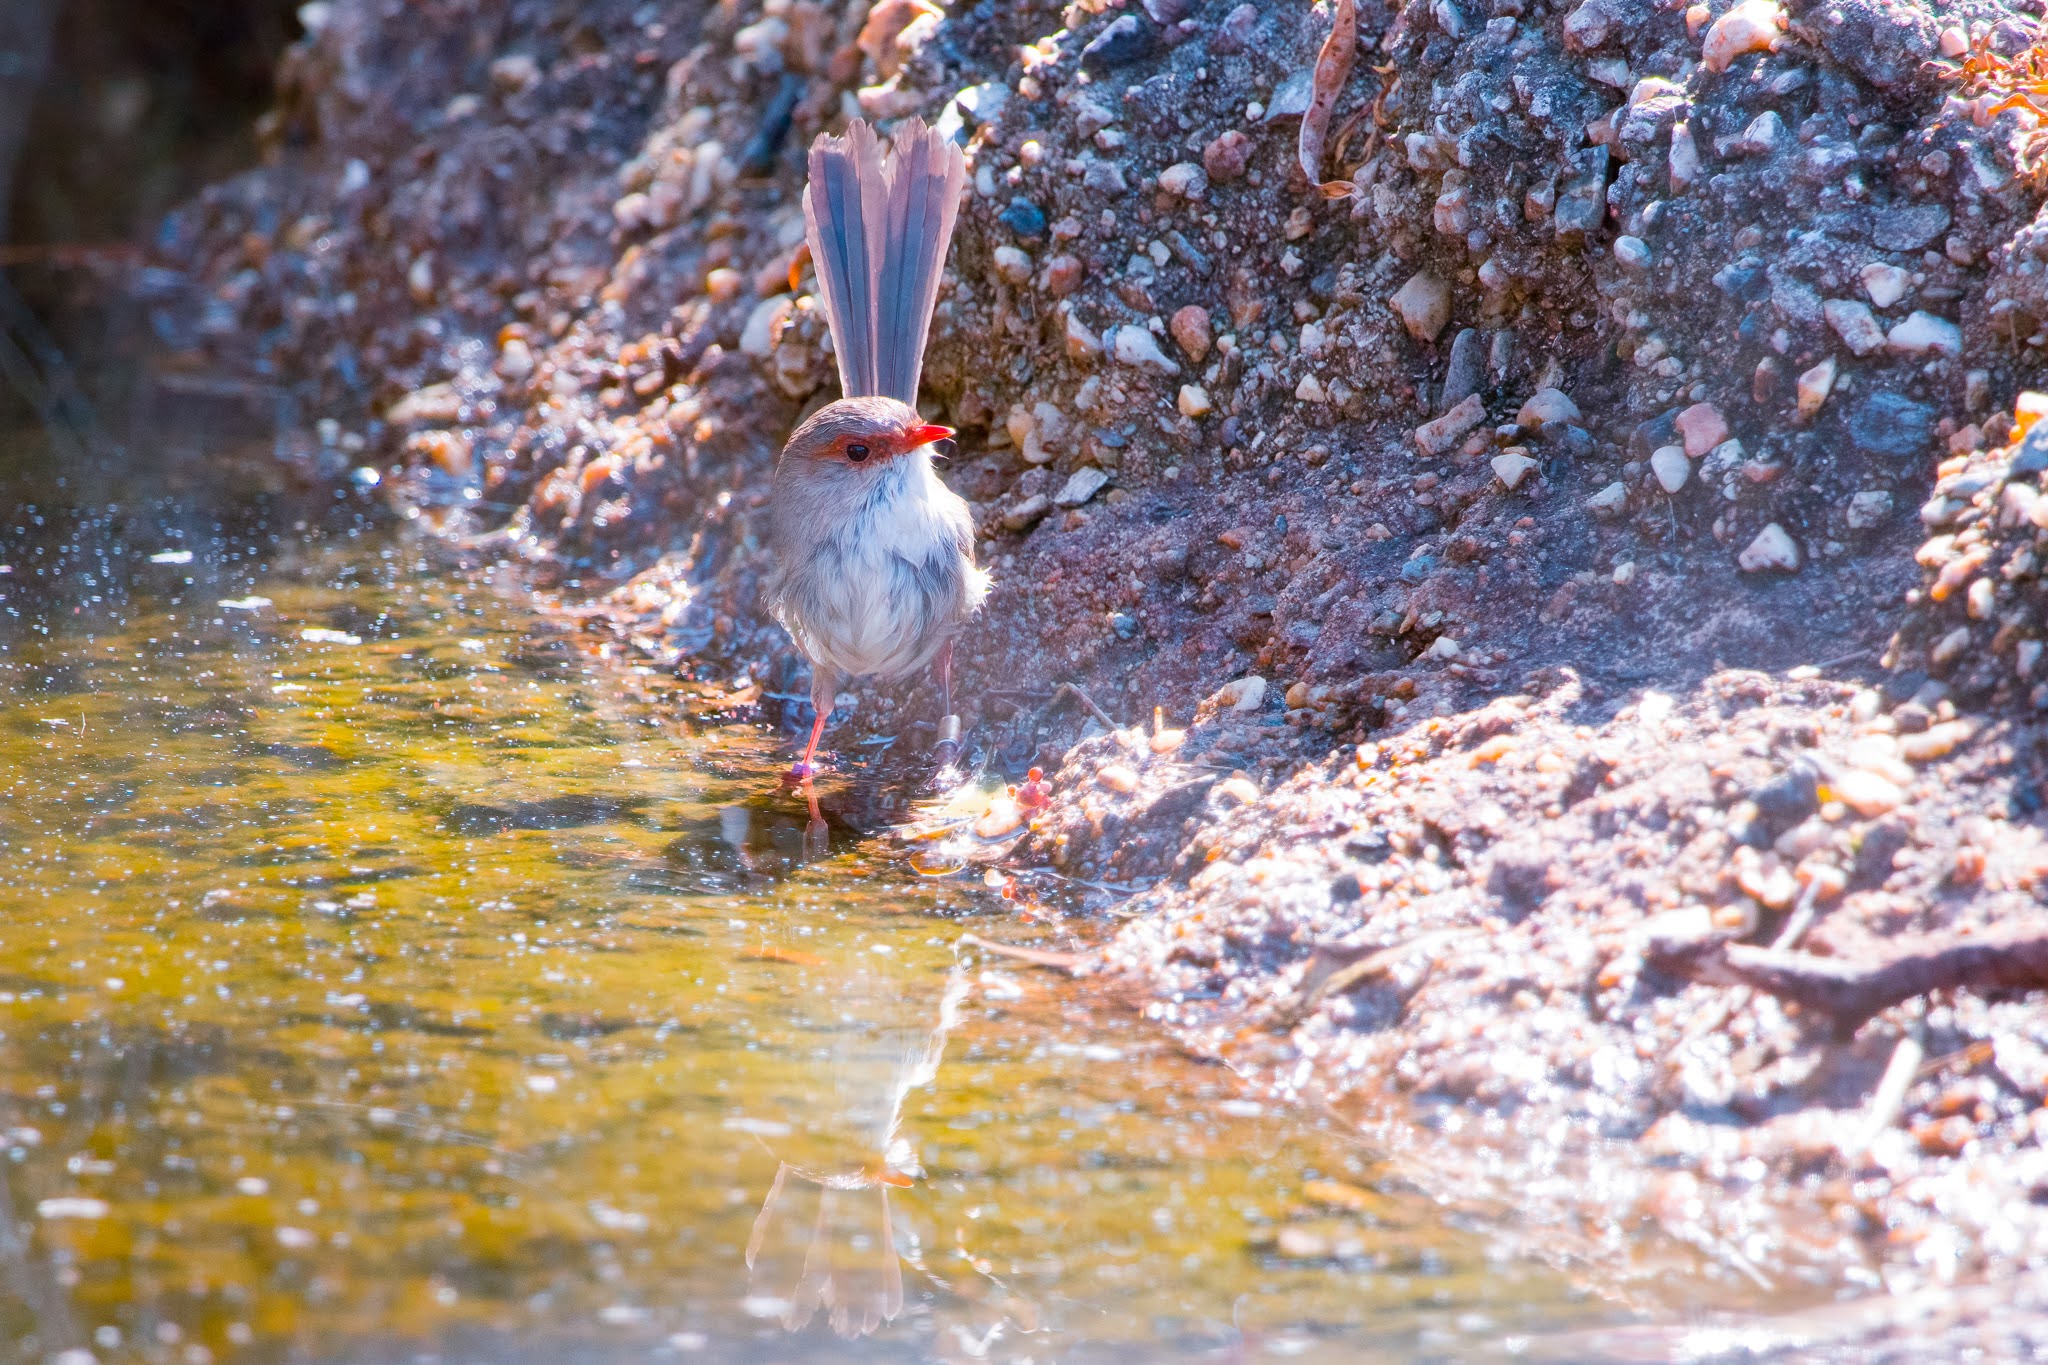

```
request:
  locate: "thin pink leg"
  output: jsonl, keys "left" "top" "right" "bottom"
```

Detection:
{"left": 787, "top": 666, "right": 836, "bottom": 784}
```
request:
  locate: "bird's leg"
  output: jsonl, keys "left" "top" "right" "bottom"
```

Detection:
{"left": 931, "top": 640, "right": 961, "bottom": 768}
{"left": 786, "top": 667, "right": 837, "bottom": 786}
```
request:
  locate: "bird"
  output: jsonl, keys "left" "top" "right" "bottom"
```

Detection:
{"left": 743, "top": 958, "right": 969, "bottom": 1339}
{"left": 767, "top": 117, "right": 988, "bottom": 786}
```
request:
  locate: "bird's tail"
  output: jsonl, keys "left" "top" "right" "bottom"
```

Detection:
{"left": 802, "top": 117, "right": 965, "bottom": 405}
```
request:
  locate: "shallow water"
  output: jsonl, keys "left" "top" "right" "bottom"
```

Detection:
{"left": 0, "top": 447, "right": 1624, "bottom": 1363}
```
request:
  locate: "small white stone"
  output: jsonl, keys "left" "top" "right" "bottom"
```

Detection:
{"left": 1669, "top": 121, "right": 1702, "bottom": 187}
{"left": 1214, "top": 676, "right": 1267, "bottom": 712}
{"left": 1611, "top": 560, "right": 1637, "bottom": 585}
{"left": 1846, "top": 490, "right": 1892, "bottom": 529}
{"left": 1053, "top": 465, "right": 1110, "bottom": 508}
{"left": 1177, "top": 384, "right": 1213, "bottom": 418}
{"left": 1736, "top": 109, "right": 1784, "bottom": 154}
{"left": 1613, "top": 235, "right": 1652, "bottom": 269}
{"left": 1296, "top": 374, "right": 1330, "bottom": 403}
{"left": 1157, "top": 161, "right": 1209, "bottom": 200}
{"left": 1390, "top": 271, "right": 1452, "bottom": 342}
{"left": 1824, "top": 299, "right": 1887, "bottom": 356}
{"left": 1112, "top": 323, "right": 1179, "bottom": 374}
{"left": 1860, "top": 262, "right": 1910, "bottom": 309}
{"left": 1491, "top": 451, "right": 1539, "bottom": 490}
{"left": 1587, "top": 480, "right": 1629, "bottom": 515}
{"left": 1886, "top": 310, "right": 1962, "bottom": 357}
{"left": 1796, "top": 356, "right": 1837, "bottom": 420}
{"left": 991, "top": 245, "right": 1034, "bottom": 285}
{"left": 1516, "top": 387, "right": 1581, "bottom": 430}
{"left": 1702, "top": 0, "right": 1787, "bottom": 73}
{"left": 1425, "top": 636, "right": 1462, "bottom": 660}
{"left": 1650, "top": 444, "right": 1691, "bottom": 492}
{"left": 739, "top": 295, "right": 793, "bottom": 358}
{"left": 1064, "top": 311, "right": 1103, "bottom": 361}
{"left": 1738, "top": 522, "right": 1800, "bottom": 572}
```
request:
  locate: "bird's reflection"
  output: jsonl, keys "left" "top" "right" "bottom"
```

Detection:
{"left": 743, "top": 956, "right": 970, "bottom": 1338}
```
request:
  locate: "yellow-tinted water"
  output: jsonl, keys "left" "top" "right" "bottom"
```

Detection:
{"left": 0, "top": 492, "right": 1612, "bottom": 1362}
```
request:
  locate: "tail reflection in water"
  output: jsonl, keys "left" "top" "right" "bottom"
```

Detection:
{"left": 742, "top": 946, "right": 971, "bottom": 1338}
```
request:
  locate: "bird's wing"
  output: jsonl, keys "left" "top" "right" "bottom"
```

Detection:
{"left": 803, "top": 120, "right": 885, "bottom": 398}
{"left": 872, "top": 117, "right": 966, "bottom": 404}
{"left": 802, "top": 118, "right": 965, "bottom": 403}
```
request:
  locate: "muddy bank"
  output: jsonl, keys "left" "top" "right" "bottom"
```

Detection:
{"left": 134, "top": 0, "right": 2048, "bottom": 1314}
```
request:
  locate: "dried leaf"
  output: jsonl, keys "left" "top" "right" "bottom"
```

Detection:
{"left": 1299, "top": 0, "right": 1360, "bottom": 200}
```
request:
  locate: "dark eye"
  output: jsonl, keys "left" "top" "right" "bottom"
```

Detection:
{"left": 845, "top": 443, "right": 870, "bottom": 463}
{"left": 933, "top": 437, "right": 957, "bottom": 459}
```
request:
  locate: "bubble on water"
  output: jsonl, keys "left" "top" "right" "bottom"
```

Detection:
{"left": 276, "top": 1227, "right": 317, "bottom": 1249}
{"left": 148, "top": 550, "right": 193, "bottom": 564}
{"left": 525, "top": 1075, "right": 559, "bottom": 1093}
{"left": 37, "top": 1197, "right": 109, "bottom": 1219}
{"left": 218, "top": 596, "right": 272, "bottom": 610}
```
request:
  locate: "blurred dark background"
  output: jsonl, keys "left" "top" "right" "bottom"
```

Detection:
{"left": 0, "top": 0, "right": 301, "bottom": 471}
{"left": 4, "top": 0, "right": 299, "bottom": 262}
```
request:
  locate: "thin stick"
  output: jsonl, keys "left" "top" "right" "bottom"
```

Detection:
{"left": 1054, "top": 683, "right": 1119, "bottom": 731}
{"left": 1843, "top": 1021, "right": 1926, "bottom": 1164}
{"left": 957, "top": 932, "right": 1092, "bottom": 973}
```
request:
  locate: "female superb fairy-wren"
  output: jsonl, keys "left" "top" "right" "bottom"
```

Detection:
{"left": 767, "top": 117, "right": 988, "bottom": 783}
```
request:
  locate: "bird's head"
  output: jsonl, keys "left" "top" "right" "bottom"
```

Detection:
{"left": 781, "top": 396, "right": 954, "bottom": 470}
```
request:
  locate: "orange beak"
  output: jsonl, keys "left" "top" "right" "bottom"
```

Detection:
{"left": 905, "top": 423, "right": 955, "bottom": 449}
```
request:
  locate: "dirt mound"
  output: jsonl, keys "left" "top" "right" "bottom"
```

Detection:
{"left": 136, "top": 0, "right": 2048, "bottom": 1306}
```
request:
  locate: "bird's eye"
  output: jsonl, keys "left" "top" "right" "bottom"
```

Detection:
{"left": 845, "top": 442, "right": 871, "bottom": 463}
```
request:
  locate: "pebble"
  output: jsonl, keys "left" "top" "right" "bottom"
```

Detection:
{"left": 1053, "top": 466, "right": 1110, "bottom": 508}
{"left": 1203, "top": 130, "right": 1252, "bottom": 183}
{"left": 1517, "top": 387, "right": 1582, "bottom": 430}
{"left": 1440, "top": 328, "right": 1485, "bottom": 410}
{"left": 1000, "top": 197, "right": 1048, "bottom": 238}
{"left": 1215, "top": 676, "right": 1267, "bottom": 712}
{"left": 1846, "top": 490, "right": 1893, "bottom": 529}
{"left": 1391, "top": 271, "right": 1452, "bottom": 342}
{"left": 1113, "top": 324, "right": 1180, "bottom": 374}
{"left": 1939, "top": 24, "right": 1969, "bottom": 57}
{"left": 1295, "top": 374, "right": 1330, "bottom": 404}
{"left": 1177, "top": 384, "right": 1213, "bottom": 418}
{"left": 1900, "top": 720, "right": 1973, "bottom": 763}
{"left": 1170, "top": 305, "right": 1213, "bottom": 363}
{"left": 1675, "top": 402, "right": 1729, "bottom": 457}
{"left": 705, "top": 266, "right": 744, "bottom": 302}
{"left": 1214, "top": 776, "right": 1262, "bottom": 806}
{"left": 1613, "top": 235, "right": 1652, "bottom": 270}
{"left": 1824, "top": 299, "right": 1887, "bottom": 357}
{"left": 1670, "top": 121, "right": 1702, "bottom": 186}
{"left": 1492, "top": 451, "right": 1539, "bottom": 490}
{"left": 1861, "top": 262, "right": 1910, "bottom": 309}
{"left": 1425, "top": 636, "right": 1462, "bottom": 660}
{"left": 1043, "top": 254, "right": 1083, "bottom": 296}
{"left": 1097, "top": 764, "right": 1141, "bottom": 794}
{"left": 739, "top": 295, "right": 792, "bottom": 358}
{"left": 1832, "top": 768, "right": 1902, "bottom": 817}
{"left": 1886, "top": 311, "right": 1963, "bottom": 357}
{"left": 1080, "top": 14, "right": 1157, "bottom": 71}
{"left": 1586, "top": 480, "right": 1629, "bottom": 515}
{"left": 1738, "top": 522, "right": 1800, "bottom": 572}
{"left": 1650, "top": 444, "right": 1690, "bottom": 493}
{"left": 1065, "top": 312, "right": 1103, "bottom": 361}
{"left": 1563, "top": 0, "right": 1611, "bottom": 50}
{"left": 1733, "top": 109, "right": 1784, "bottom": 155}
{"left": 1414, "top": 393, "right": 1486, "bottom": 456}
{"left": 1795, "top": 356, "right": 1837, "bottom": 420}
{"left": 992, "top": 246, "right": 1034, "bottom": 285}
{"left": 1001, "top": 493, "right": 1051, "bottom": 531}
{"left": 1702, "top": 0, "right": 1785, "bottom": 72}
{"left": 496, "top": 337, "right": 535, "bottom": 380}
{"left": 974, "top": 796, "right": 1024, "bottom": 839}
{"left": 1157, "top": 162, "right": 1208, "bottom": 201}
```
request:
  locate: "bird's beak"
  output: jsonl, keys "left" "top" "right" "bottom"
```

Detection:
{"left": 906, "top": 423, "right": 955, "bottom": 449}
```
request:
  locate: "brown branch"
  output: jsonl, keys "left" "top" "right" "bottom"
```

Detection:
{"left": 1649, "top": 922, "right": 2048, "bottom": 1038}
{"left": 957, "top": 932, "right": 1092, "bottom": 974}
